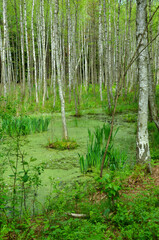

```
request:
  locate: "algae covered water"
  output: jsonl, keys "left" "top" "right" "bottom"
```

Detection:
{"left": 1, "top": 110, "right": 136, "bottom": 206}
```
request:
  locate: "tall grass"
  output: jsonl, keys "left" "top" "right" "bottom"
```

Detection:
{"left": 2, "top": 115, "right": 51, "bottom": 136}
{"left": 79, "top": 124, "right": 127, "bottom": 173}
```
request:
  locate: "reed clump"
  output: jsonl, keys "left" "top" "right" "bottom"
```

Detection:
{"left": 79, "top": 124, "right": 127, "bottom": 173}
{"left": 2, "top": 115, "right": 51, "bottom": 136}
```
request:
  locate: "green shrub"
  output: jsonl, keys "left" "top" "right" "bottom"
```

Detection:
{"left": 112, "top": 189, "right": 159, "bottom": 239}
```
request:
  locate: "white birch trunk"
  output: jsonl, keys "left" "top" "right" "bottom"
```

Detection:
{"left": 147, "top": 0, "right": 159, "bottom": 130}
{"left": 54, "top": 0, "right": 68, "bottom": 140}
{"left": 6, "top": 18, "right": 11, "bottom": 90}
{"left": 24, "top": 0, "right": 31, "bottom": 96}
{"left": 123, "top": 0, "right": 128, "bottom": 94}
{"left": 126, "top": 0, "right": 132, "bottom": 95}
{"left": 68, "top": 0, "right": 73, "bottom": 101}
{"left": 50, "top": 5, "right": 56, "bottom": 107}
{"left": 84, "top": 39, "right": 88, "bottom": 90}
{"left": 37, "top": 10, "right": 43, "bottom": 94}
{"left": 115, "top": 0, "right": 121, "bottom": 93}
{"left": 98, "top": 2, "right": 103, "bottom": 101}
{"left": 108, "top": 0, "right": 112, "bottom": 90}
{"left": 0, "top": 28, "right": 3, "bottom": 62}
{"left": 20, "top": 0, "right": 25, "bottom": 94}
{"left": 136, "top": 0, "right": 151, "bottom": 170}
{"left": 41, "top": 0, "right": 47, "bottom": 106}
{"left": 2, "top": 0, "right": 7, "bottom": 97}
{"left": 155, "top": 24, "right": 159, "bottom": 85}
{"left": 103, "top": 0, "right": 111, "bottom": 109}
{"left": 31, "top": 0, "right": 38, "bottom": 103}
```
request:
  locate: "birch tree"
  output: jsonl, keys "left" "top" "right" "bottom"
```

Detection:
{"left": 103, "top": 0, "right": 111, "bottom": 109}
{"left": 31, "top": 0, "right": 38, "bottom": 103}
{"left": 20, "top": 0, "right": 25, "bottom": 94}
{"left": 136, "top": 0, "right": 151, "bottom": 171}
{"left": 0, "top": 28, "right": 3, "bottom": 63}
{"left": 155, "top": 24, "right": 159, "bottom": 85}
{"left": 37, "top": 8, "right": 43, "bottom": 94}
{"left": 2, "top": 0, "right": 7, "bottom": 97}
{"left": 147, "top": 0, "right": 159, "bottom": 130}
{"left": 24, "top": 0, "right": 31, "bottom": 96}
{"left": 98, "top": 0, "right": 103, "bottom": 101}
{"left": 50, "top": 4, "right": 56, "bottom": 107}
{"left": 67, "top": 0, "right": 73, "bottom": 101}
{"left": 115, "top": 0, "right": 121, "bottom": 94}
{"left": 54, "top": 0, "right": 68, "bottom": 140}
{"left": 41, "top": 0, "right": 47, "bottom": 106}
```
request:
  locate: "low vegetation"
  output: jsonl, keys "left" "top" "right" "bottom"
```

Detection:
{"left": 47, "top": 139, "right": 78, "bottom": 150}
{"left": 0, "top": 89, "right": 158, "bottom": 240}
{"left": 1, "top": 114, "right": 51, "bottom": 136}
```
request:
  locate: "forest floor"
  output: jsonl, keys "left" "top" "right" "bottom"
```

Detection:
{"left": 5, "top": 163, "right": 159, "bottom": 240}
{"left": 0, "top": 91, "right": 159, "bottom": 239}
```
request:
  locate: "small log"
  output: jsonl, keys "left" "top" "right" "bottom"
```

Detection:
{"left": 66, "top": 212, "right": 88, "bottom": 218}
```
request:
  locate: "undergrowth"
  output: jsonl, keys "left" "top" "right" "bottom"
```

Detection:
{"left": 0, "top": 86, "right": 158, "bottom": 239}
{"left": 0, "top": 168, "right": 158, "bottom": 240}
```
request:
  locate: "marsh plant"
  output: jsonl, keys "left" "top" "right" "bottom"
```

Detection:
{"left": 2, "top": 114, "right": 51, "bottom": 136}
{"left": 79, "top": 124, "right": 127, "bottom": 173}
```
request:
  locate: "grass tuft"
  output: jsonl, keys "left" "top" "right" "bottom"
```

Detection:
{"left": 47, "top": 140, "right": 78, "bottom": 150}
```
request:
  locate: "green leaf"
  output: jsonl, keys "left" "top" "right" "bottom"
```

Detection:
{"left": 30, "top": 157, "right": 37, "bottom": 162}
{"left": 22, "top": 174, "right": 29, "bottom": 183}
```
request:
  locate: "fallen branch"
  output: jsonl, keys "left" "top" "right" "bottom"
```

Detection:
{"left": 66, "top": 212, "right": 88, "bottom": 218}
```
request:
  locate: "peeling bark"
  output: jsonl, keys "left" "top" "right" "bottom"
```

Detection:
{"left": 136, "top": 0, "right": 151, "bottom": 172}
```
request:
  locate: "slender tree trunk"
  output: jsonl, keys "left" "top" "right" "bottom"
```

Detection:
{"left": 68, "top": 0, "right": 73, "bottom": 101}
{"left": 155, "top": 24, "right": 159, "bottom": 85}
{"left": 123, "top": 0, "right": 128, "bottom": 95}
{"left": 54, "top": 0, "right": 68, "bottom": 140}
{"left": 31, "top": 0, "right": 38, "bottom": 103}
{"left": 147, "top": 0, "right": 159, "bottom": 130}
{"left": 115, "top": 0, "right": 121, "bottom": 94}
{"left": 98, "top": 1, "right": 103, "bottom": 101}
{"left": 2, "top": 0, "right": 7, "bottom": 97}
{"left": 6, "top": 17, "right": 12, "bottom": 91}
{"left": 50, "top": 4, "right": 56, "bottom": 107}
{"left": 126, "top": 0, "right": 132, "bottom": 96}
{"left": 136, "top": 0, "right": 151, "bottom": 171}
{"left": 103, "top": 0, "right": 111, "bottom": 109}
{"left": 24, "top": 0, "right": 31, "bottom": 96}
{"left": 84, "top": 35, "right": 88, "bottom": 91}
{"left": 108, "top": 0, "right": 113, "bottom": 92}
{"left": 41, "top": 0, "right": 47, "bottom": 106}
{"left": 20, "top": 0, "right": 25, "bottom": 95}
{"left": 37, "top": 10, "right": 43, "bottom": 95}
{"left": 14, "top": 0, "right": 20, "bottom": 85}
{"left": 0, "top": 28, "right": 3, "bottom": 63}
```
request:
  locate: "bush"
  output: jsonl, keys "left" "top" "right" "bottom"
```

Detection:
{"left": 112, "top": 189, "right": 159, "bottom": 239}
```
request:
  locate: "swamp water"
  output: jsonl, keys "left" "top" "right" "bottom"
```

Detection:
{"left": 1, "top": 110, "right": 136, "bottom": 210}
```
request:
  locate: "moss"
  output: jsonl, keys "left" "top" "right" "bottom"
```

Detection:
{"left": 47, "top": 140, "right": 78, "bottom": 150}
